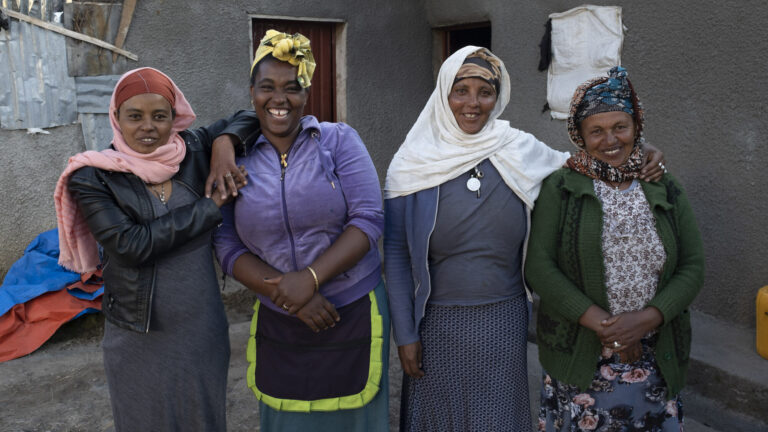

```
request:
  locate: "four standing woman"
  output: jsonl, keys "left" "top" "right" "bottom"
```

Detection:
{"left": 54, "top": 30, "right": 702, "bottom": 432}
{"left": 212, "top": 30, "right": 389, "bottom": 431}
{"left": 55, "top": 68, "right": 258, "bottom": 431}
{"left": 526, "top": 67, "right": 704, "bottom": 431}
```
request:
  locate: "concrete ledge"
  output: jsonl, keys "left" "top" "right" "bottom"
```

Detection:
{"left": 686, "top": 310, "right": 768, "bottom": 428}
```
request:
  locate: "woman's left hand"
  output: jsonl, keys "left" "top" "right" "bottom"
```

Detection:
{"left": 294, "top": 292, "right": 340, "bottom": 332}
{"left": 266, "top": 271, "right": 316, "bottom": 314}
{"left": 598, "top": 307, "right": 664, "bottom": 352}
{"left": 639, "top": 143, "right": 666, "bottom": 182}
{"left": 206, "top": 134, "right": 248, "bottom": 199}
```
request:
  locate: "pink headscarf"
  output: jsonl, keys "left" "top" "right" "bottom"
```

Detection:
{"left": 54, "top": 67, "right": 196, "bottom": 273}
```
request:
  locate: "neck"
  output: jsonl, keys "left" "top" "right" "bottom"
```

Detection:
{"left": 264, "top": 131, "right": 299, "bottom": 155}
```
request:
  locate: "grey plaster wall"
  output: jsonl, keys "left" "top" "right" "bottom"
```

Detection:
{"left": 120, "top": 0, "right": 433, "bottom": 177}
{"left": 0, "top": 0, "right": 434, "bottom": 278}
{"left": 2, "top": 0, "right": 766, "bottom": 331}
{"left": 0, "top": 125, "right": 84, "bottom": 277}
{"left": 425, "top": 0, "right": 768, "bottom": 328}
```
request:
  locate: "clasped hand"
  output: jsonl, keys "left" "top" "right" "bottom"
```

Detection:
{"left": 265, "top": 272, "right": 340, "bottom": 333}
{"left": 596, "top": 308, "right": 663, "bottom": 363}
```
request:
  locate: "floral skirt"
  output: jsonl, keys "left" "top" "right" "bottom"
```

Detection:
{"left": 539, "top": 338, "right": 683, "bottom": 432}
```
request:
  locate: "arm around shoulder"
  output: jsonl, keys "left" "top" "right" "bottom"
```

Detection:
{"left": 68, "top": 167, "right": 222, "bottom": 266}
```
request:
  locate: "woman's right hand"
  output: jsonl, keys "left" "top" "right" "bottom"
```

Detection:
{"left": 210, "top": 165, "right": 248, "bottom": 208}
{"left": 398, "top": 341, "right": 425, "bottom": 378}
{"left": 294, "top": 292, "right": 340, "bottom": 332}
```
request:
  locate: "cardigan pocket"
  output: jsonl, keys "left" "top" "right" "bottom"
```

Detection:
{"left": 537, "top": 310, "right": 578, "bottom": 355}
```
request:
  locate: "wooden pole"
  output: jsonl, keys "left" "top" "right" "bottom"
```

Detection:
{"left": 1, "top": 7, "right": 138, "bottom": 61}
{"left": 111, "top": 0, "right": 136, "bottom": 62}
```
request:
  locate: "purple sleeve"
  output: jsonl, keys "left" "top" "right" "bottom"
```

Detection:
{"left": 332, "top": 124, "right": 384, "bottom": 250}
{"left": 213, "top": 201, "right": 249, "bottom": 276}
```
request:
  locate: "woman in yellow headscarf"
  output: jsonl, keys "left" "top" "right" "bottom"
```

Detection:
{"left": 213, "top": 30, "right": 389, "bottom": 431}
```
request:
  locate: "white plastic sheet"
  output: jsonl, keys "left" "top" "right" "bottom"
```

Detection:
{"left": 546, "top": 5, "right": 624, "bottom": 120}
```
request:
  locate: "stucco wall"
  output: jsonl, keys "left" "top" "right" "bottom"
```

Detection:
{"left": 0, "top": 125, "right": 84, "bottom": 277}
{"left": 425, "top": 0, "right": 768, "bottom": 328}
{"left": 2, "top": 0, "right": 766, "bottom": 330}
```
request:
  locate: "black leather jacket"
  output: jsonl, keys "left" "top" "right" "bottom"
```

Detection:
{"left": 68, "top": 112, "right": 259, "bottom": 332}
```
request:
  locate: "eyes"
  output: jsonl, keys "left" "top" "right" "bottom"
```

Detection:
{"left": 587, "top": 123, "right": 630, "bottom": 136}
{"left": 126, "top": 112, "right": 169, "bottom": 121}
{"left": 257, "top": 82, "right": 302, "bottom": 93}
{"left": 451, "top": 86, "right": 495, "bottom": 99}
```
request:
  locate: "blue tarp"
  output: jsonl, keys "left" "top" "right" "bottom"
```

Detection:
{"left": 0, "top": 229, "right": 102, "bottom": 316}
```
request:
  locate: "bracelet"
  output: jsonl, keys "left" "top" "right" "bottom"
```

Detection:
{"left": 306, "top": 266, "right": 319, "bottom": 292}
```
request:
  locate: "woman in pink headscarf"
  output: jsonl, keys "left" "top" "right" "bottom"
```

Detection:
{"left": 54, "top": 67, "right": 258, "bottom": 431}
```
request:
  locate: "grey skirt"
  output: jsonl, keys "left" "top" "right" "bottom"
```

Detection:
{"left": 401, "top": 296, "right": 530, "bottom": 432}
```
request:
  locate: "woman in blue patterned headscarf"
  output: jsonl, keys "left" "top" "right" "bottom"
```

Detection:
{"left": 526, "top": 66, "right": 704, "bottom": 431}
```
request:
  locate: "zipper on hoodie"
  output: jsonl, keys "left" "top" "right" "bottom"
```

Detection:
{"left": 275, "top": 148, "right": 300, "bottom": 271}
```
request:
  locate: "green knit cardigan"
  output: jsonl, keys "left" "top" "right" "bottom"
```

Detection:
{"left": 525, "top": 168, "right": 704, "bottom": 397}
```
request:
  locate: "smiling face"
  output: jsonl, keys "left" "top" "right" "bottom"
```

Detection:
{"left": 250, "top": 59, "right": 309, "bottom": 149}
{"left": 448, "top": 77, "right": 497, "bottom": 135}
{"left": 116, "top": 93, "right": 174, "bottom": 154}
{"left": 579, "top": 111, "right": 636, "bottom": 167}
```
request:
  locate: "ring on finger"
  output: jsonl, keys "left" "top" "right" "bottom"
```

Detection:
{"left": 282, "top": 304, "right": 289, "bottom": 311}
{"left": 612, "top": 341, "right": 622, "bottom": 349}
{"left": 225, "top": 172, "right": 233, "bottom": 178}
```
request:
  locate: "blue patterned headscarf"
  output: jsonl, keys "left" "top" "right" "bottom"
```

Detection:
{"left": 574, "top": 66, "right": 634, "bottom": 125}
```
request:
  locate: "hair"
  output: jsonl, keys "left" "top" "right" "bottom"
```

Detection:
{"left": 250, "top": 55, "right": 279, "bottom": 86}
{"left": 249, "top": 55, "right": 309, "bottom": 95}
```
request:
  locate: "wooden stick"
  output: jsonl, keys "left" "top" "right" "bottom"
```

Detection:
{"left": 111, "top": 0, "right": 136, "bottom": 62}
{"left": 1, "top": 7, "right": 138, "bottom": 61}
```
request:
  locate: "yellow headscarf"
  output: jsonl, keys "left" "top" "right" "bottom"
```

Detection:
{"left": 251, "top": 30, "right": 316, "bottom": 88}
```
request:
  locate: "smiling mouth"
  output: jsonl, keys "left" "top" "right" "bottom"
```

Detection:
{"left": 268, "top": 108, "right": 289, "bottom": 118}
{"left": 602, "top": 146, "right": 623, "bottom": 156}
{"left": 138, "top": 137, "right": 157, "bottom": 144}
{"left": 462, "top": 113, "right": 480, "bottom": 119}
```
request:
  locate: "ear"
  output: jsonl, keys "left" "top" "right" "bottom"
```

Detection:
{"left": 114, "top": 109, "right": 120, "bottom": 120}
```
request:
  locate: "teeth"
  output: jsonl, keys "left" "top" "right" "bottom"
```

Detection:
{"left": 140, "top": 138, "right": 155, "bottom": 143}
{"left": 604, "top": 148, "right": 620, "bottom": 155}
{"left": 268, "top": 108, "right": 289, "bottom": 118}
{"left": 464, "top": 113, "right": 478, "bottom": 119}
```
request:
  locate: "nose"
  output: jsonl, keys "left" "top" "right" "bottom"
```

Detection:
{"left": 139, "top": 117, "right": 155, "bottom": 131}
{"left": 468, "top": 92, "right": 480, "bottom": 107}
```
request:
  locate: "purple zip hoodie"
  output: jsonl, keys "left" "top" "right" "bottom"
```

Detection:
{"left": 214, "top": 116, "right": 383, "bottom": 313}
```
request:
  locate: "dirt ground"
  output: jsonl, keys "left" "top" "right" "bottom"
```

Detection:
{"left": 0, "top": 288, "right": 404, "bottom": 432}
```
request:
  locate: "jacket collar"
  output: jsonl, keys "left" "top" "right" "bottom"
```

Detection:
{"left": 560, "top": 169, "right": 673, "bottom": 211}
{"left": 243, "top": 115, "right": 321, "bottom": 154}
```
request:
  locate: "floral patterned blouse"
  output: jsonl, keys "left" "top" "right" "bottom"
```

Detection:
{"left": 594, "top": 180, "right": 666, "bottom": 315}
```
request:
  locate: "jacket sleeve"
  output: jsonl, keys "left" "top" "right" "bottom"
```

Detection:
{"left": 187, "top": 110, "right": 261, "bottom": 153}
{"left": 332, "top": 124, "right": 384, "bottom": 251}
{"left": 214, "top": 109, "right": 261, "bottom": 152}
{"left": 646, "top": 176, "right": 705, "bottom": 324}
{"left": 68, "top": 167, "right": 223, "bottom": 266}
{"left": 213, "top": 201, "right": 250, "bottom": 276}
{"left": 383, "top": 196, "right": 419, "bottom": 346}
{"left": 525, "top": 173, "right": 597, "bottom": 323}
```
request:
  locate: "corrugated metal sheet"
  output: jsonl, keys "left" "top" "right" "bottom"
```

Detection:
{"left": 75, "top": 75, "right": 118, "bottom": 150}
{"left": 0, "top": 12, "right": 77, "bottom": 130}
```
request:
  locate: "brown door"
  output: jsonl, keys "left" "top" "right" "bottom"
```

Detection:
{"left": 252, "top": 19, "right": 336, "bottom": 122}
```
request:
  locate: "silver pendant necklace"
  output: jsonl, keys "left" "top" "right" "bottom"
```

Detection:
{"left": 466, "top": 166, "right": 484, "bottom": 198}
{"left": 151, "top": 182, "right": 167, "bottom": 204}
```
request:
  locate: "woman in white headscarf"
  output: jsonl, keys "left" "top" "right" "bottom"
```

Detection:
{"left": 383, "top": 47, "right": 665, "bottom": 431}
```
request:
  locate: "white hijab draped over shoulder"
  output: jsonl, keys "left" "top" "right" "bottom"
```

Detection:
{"left": 383, "top": 46, "right": 569, "bottom": 208}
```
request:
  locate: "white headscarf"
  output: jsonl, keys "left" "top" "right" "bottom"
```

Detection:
{"left": 383, "top": 46, "right": 569, "bottom": 207}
